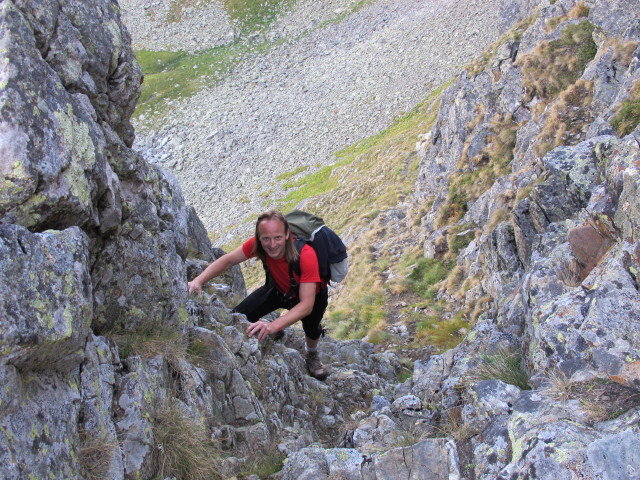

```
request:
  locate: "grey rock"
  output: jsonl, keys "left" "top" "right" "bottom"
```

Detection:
{"left": 0, "top": 225, "right": 91, "bottom": 372}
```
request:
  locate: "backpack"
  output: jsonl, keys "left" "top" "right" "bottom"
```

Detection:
{"left": 285, "top": 209, "right": 349, "bottom": 284}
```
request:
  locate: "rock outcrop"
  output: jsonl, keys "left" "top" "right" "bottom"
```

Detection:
{"left": 1, "top": 0, "right": 640, "bottom": 479}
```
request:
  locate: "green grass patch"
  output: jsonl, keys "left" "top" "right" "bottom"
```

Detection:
{"left": 467, "top": 346, "right": 531, "bottom": 390}
{"left": 225, "top": 0, "right": 295, "bottom": 36}
{"left": 134, "top": 0, "right": 375, "bottom": 122}
{"left": 134, "top": 40, "right": 273, "bottom": 119}
{"left": 276, "top": 165, "right": 309, "bottom": 181}
{"left": 405, "top": 258, "right": 453, "bottom": 299}
{"left": 301, "top": 81, "right": 451, "bottom": 231}
{"left": 611, "top": 82, "right": 640, "bottom": 137}
{"left": 328, "top": 292, "right": 386, "bottom": 339}
{"left": 415, "top": 312, "right": 471, "bottom": 352}
{"left": 277, "top": 157, "right": 352, "bottom": 212}
{"left": 448, "top": 227, "right": 476, "bottom": 256}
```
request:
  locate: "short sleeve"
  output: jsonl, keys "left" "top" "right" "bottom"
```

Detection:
{"left": 242, "top": 237, "right": 256, "bottom": 258}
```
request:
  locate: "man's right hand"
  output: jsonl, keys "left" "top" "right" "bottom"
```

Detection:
{"left": 187, "top": 279, "right": 203, "bottom": 295}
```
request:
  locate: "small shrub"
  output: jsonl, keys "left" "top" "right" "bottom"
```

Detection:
{"left": 467, "top": 346, "right": 530, "bottom": 390}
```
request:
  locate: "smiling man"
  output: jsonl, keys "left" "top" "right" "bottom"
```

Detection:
{"left": 188, "top": 210, "right": 329, "bottom": 380}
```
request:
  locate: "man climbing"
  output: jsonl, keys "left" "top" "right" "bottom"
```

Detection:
{"left": 188, "top": 210, "right": 329, "bottom": 380}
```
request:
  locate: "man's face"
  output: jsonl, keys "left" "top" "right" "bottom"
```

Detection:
{"left": 258, "top": 219, "right": 289, "bottom": 260}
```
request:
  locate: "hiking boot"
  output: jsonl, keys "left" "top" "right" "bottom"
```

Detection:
{"left": 305, "top": 350, "right": 328, "bottom": 380}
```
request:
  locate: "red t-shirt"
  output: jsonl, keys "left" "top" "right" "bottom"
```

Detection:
{"left": 242, "top": 237, "right": 322, "bottom": 294}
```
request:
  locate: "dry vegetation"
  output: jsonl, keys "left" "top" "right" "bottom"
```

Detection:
{"left": 542, "top": 373, "right": 640, "bottom": 425}
{"left": 79, "top": 431, "right": 120, "bottom": 480}
{"left": 153, "top": 399, "right": 224, "bottom": 480}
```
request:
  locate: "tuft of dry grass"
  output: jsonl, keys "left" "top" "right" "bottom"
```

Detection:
{"left": 518, "top": 21, "right": 597, "bottom": 104}
{"left": 436, "top": 113, "right": 516, "bottom": 228}
{"left": 546, "top": 2, "right": 590, "bottom": 32}
{"left": 154, "top": 400, "right": 224, "bottom": 480}
{"left": 542, "top": 373, "right": 640, "bottom": 424}
{"left": 556, "top": 258, "right": 583, "bottom": 287}
{"left": 534, "top": 79, "right": 594, "bottom": 157}
{"left": 432, "top": 407, "right": 474, "bottom": 442}
{"left": 236, "top": 443, "right": 286, "bottom": 478}
{"left": 111, "top": 321, "right": 187, "bottom": 368}
{"left": 465, "top": 14, "right": 537, "bottom": 77}
{"left": 78, "top": 431, "right": 120, "bottom": 480}
{"left": 540, "top": 369, "right": 574, "bottom": 403}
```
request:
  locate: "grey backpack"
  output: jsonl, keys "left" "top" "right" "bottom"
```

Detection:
{"left": 285, "top": 210, "right": 349, "bottom": 283}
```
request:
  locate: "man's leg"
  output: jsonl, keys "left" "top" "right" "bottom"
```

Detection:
{"left": 233, "top": 285, "right": 282, "bottom": 322}
{"left": 301, "top": 288, "right": 329, "bottom": 380}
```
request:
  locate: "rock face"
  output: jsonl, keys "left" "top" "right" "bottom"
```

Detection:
{"left": 1, "top": 0, "right": 640, "bottom": 480}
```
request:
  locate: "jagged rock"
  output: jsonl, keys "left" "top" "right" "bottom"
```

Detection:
{"left": 114, "top": 355, "right": 169, "bottom": 477}
{"left": 567, "top": 221, "right": 615, "bottom": 274}
{"left": 0, "top": 366, "right": 85, "bottom": 479}
{"left": 280, "top": 439, "right": 459, "bottom": 480}
{"left": 483, "top": 221, "right": 522, "bottom": 299}
{"left": 79, "top": 334, "right": 124, "bottom": 479}
{"left": 589, "top": 0, "right": 640, "bottom": 39}
{"left": 525, "top": 249, "right": 640, "bottom": 388}
{"left": 462, "top": 380, "right": 522, "bottom": 435}
{"left": 495, "top": 391, "right": 640, "bottom": 479}
{"left": 0, "top": 225, "right": 92, "bottom": 371}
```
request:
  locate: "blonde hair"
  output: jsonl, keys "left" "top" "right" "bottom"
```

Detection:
{"left": 253, "top": 210, "right": 299, "bottom": 263}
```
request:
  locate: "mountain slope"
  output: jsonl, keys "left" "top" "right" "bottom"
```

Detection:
{"left": 129, "top": 0, "right": 525, "bottom": 244}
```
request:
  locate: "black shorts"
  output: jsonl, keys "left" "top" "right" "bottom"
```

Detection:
{"left": 232, "top": 284, "right": 328, "bottom": 340}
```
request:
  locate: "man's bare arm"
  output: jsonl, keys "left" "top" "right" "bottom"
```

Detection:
{"left": 188, "top": 245, "right": 248, "bottom": 294}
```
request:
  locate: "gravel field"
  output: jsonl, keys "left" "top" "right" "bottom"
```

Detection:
{"left": 122, "top": 0, "right": 513, "bottom": 245}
